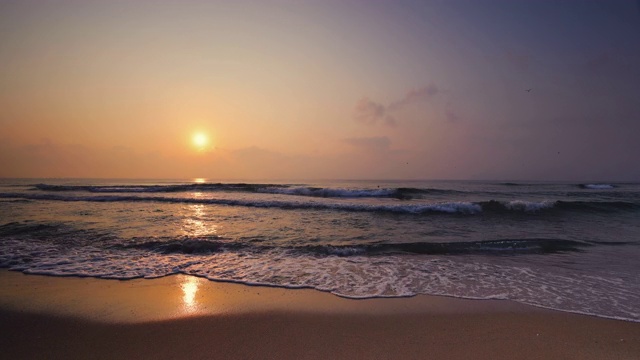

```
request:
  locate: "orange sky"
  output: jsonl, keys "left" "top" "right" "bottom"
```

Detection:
{"left": 1, "top": 0, "right": 639, "bottom": 180}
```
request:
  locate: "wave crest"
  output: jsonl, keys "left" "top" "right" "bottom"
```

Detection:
{"left": 300, "top": 238, "right": 592, "bottom": 256}
{"left": 31, "top": 183, "right": 460, "bottom": 199}
{"left": 579, "top": 184, "right": 615, "bottom": 190}
{"left": 3, "top": 193, "right": 639, "bottom": 215}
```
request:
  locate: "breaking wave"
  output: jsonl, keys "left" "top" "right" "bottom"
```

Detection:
{"left": 2, "top": 193, "right": 639, "bottom": 215}
{"left": 256, "top": 186, "right": 397, "bottom": 198}
{"left": 0, "top": 193, "right": 483, "bottom": 214}
{"left": 105, "top": 237, "right": 601, "bottom": 256}
{"left": 30, "top": 183, "right": 458, "bottom": 199}
{"left": 300, "top": 238, "right": 592, "bottom": 256}
{"left": 117, "top": 237, "right": 243, "bottom": 254}
{"left": 32, "top": 182, "right": 284, "bottom": 194}
{"left": 579, "top": 184, "right": 615, "bottom": 190}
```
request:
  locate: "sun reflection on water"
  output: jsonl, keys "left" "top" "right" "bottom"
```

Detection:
{"left": 192, "top": 191, "right": 204, "bottom": 198}
{"left": 178, "top": 192, "right": 221, "bottom": 314}
{"left": 182, "top": 198, "right": 219, "bottom": 237}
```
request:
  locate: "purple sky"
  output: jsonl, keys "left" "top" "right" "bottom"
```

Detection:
{"left": 1, "top": 0, "right": 639, "bottom": 180}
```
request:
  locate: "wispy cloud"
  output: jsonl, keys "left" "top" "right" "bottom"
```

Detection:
{"left": 353, "top": 85, "right": 439, "bottom": 126}
{"left": 353, "top": 98, "right": 396, "bottom": 127}
{"left": 388, "top": 85, "right": 439, "bottom": 111}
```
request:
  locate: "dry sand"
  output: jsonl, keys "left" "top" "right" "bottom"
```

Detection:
{"left": 1, "top": 270, "right": 638, "bottom": 360}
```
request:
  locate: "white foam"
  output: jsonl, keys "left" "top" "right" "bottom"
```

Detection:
{"left": 3, "top": 238, "right": 639, "bottom": 322}
{"left": 505, "top": 200, "right": 556, "bottom": 212}
{"left": 0, "top": 193, "right": 484, "bottom": 215}
{"left": 584, "top": 184, "right": 614, "bottom": 190}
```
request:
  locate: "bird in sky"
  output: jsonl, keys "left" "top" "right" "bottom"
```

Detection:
{"left": 525, "top": 88, "right": 532, "bottom": 92}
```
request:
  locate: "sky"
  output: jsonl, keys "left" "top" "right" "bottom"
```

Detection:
{"left": 1, "top": 0, "right": 639, "bottom": 181}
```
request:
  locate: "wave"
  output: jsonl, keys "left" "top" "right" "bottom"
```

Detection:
{"left": 30, "top": 183, "right": 459, "bottom": 199}
{"left": 0, "top": 221, "right": 116, "bottom": 247}
{"left": 256, "top": 186, "right": 397, "bottom": 198}
{"left": 479, "top": 200, "right": 640, "bottom": 213}
{"left": 301, "top": 238, "right": 592, "bottom": 256}
{"left": 116, "top": 237, "right": 244, "bottom": 254}
{"left": 498, "top": 182, "right": 622, "bottom": 190}
{"left": 257, "top": 186, "right": 461, "bottom": 199}
{"left": 556, "top": 200, "right": 638, "bottom": 212}
{"left": 2, "top": 193, "right": 639, "bottom": 215}
{"left": 579, "top": 184, "right": 615, "bottom": 190}
{"left": 31, "top": 182, "right": 285, "bottom": 194}
{"left": 0, "top": 199, "right": 31, "bottom": 203}
{"left": 479, "top": 200, "right": 556, "bottom": 212}
{"left": 0, "top": 221, "right": 60, "bottom": 237}
{"left": 109, "top": 237, "right": 596, "bottom": 257}
{"left": 2, "top": 238, "right": 637, "bottom": 323}
{"left": 497, "top": 182, "right": 540, "bottom": 187}
{"left": 0, "top": 192, "right": 484, "bottom": 214}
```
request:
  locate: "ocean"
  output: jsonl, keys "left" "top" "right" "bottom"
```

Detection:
{"left": 1, "top": 179, "right": 639, "bottom": 322}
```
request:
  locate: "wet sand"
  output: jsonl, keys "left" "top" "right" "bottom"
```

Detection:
{"left": 1, "top": 270, "right": 639, "bottom": 360}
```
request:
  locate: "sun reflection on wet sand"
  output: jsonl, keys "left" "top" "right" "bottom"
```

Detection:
{"left": 181, "top": 276, "right": 200, "bottom": 313}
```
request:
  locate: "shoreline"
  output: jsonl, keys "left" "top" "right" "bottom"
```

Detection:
{"left": 1, "top": 270, "right": 639, "bottom": 359}
{"left": 0, "top": 270, "right": 539, "bottom": 322}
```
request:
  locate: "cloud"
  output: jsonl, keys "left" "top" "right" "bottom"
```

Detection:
{"left": 353, "top": 98, "right": 396, "bottom": 126}
{"left": 353, "top": 85, "right": 439, "bottom": 126}
{"left": 388, "top": 85, "right": 439, "bottom": 111}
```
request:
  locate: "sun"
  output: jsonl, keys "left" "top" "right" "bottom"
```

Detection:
{"left": 192, "top": 132, "right": 209, "bottom": 149}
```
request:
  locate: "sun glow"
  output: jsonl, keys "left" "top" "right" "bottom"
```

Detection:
{"left": 192, "top": 132, "right": 209, "bottom": 149}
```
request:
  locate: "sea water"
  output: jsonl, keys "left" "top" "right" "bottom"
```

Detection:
{"left": 1, "top": 179, "right": 639, "bottom": 321}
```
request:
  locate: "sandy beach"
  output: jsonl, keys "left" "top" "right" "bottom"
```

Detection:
{"left": 0, "top": 270, "right": 638, "bottom": 360}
